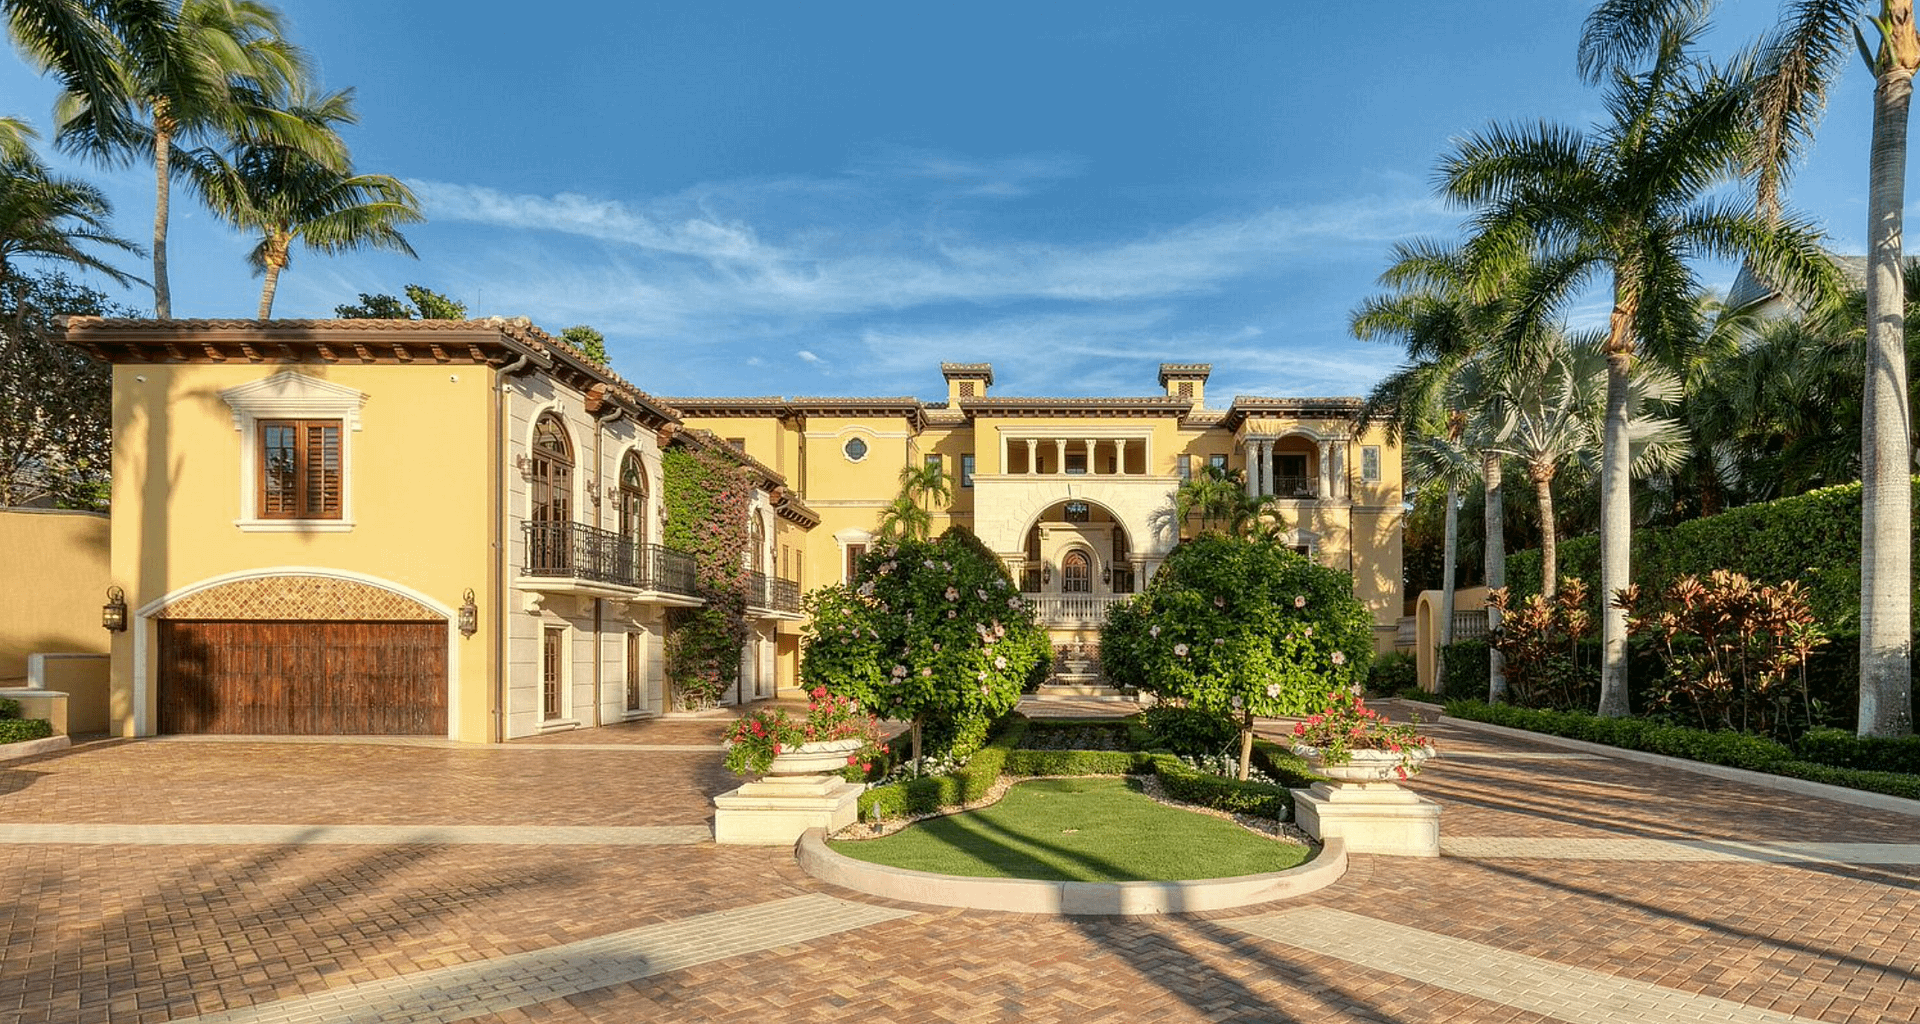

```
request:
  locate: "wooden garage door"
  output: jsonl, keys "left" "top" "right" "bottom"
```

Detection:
{"left": 158, "top": 620, "right": 447, "bottom": 735}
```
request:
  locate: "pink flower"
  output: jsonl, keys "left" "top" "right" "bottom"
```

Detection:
{"left": 1294, "top": 595, "right": 1307, "bottom": 608}
{"left": 847, "top": 754, "right": 859, "bottom": 765}
{"left": 1331, "top": 651, "right": 1346, "bottom": 666}
{"left": 892, "top": 664, "right": 908, "bottom": 677}
{"left": 994, "top": 655, "right": 1008, "bottom": 669}
{"left": 945, "top": 587, "right": 959, "bottom": 601}
{"left": 920, "top": 667, "right": 933, "bottom": 677}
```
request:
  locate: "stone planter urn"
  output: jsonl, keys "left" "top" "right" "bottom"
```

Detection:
{"left": 764, "top": 737, "right": 867, "bottom": 776}
{"left": 714, "top": 739, "right": 867, "bottom": 846}
{"left": 1293, "top": 744, "right": 1434, "bottom": 783}
{"left": 1289, "top": 744, "right": 1440, "bottom": 857}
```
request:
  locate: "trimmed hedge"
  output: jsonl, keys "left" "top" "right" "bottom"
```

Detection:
{"left": 0, "top": 697, "right": 19, "bottom": 720}
{"left": 1004, "top": 748, "right": 1156, "bottom": 775}
{"left": 0, "top": 719, "right": 53, "bottom": 744}
{"left": 1505, "top": 478, "right": 1920, "bottom": 633}
{"left": 1444, "top": 701, "right": 1920, "bottom": 801}
{"left": 1794, "top": 727, "right": 1920, "bottom": 775}
{"left": 1437, "top": 640, "right": 1493, "bottom": 702}
{"left": 857, "top": 715, "right": 1028, "bottom": 819}
{"left": 858, "top": 713, "right": 1323, "bottom": 820}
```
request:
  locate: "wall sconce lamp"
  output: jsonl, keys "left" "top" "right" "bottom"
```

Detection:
{"left": 458, "top": 589, "right": 479, "bottom": 637}
{"left": 514, "top": 454, "right": 534, "bottom": 480}
{"left": 1101, "top": 566, "right": 1112, "bottom": 585}
{"left": 102, "top": 586, "right": 128, "bottom": 632}
{"left": 1042, "top": 564, "right": 1052, "bottom": 585}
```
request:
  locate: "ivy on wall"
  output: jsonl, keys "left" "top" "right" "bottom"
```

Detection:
{"left": 662, "top": 444, "right": 754, "bottom": 709}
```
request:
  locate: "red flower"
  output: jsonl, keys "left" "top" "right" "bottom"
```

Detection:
{"left": 847, "top": 754, "right": 858, "bottom": 765}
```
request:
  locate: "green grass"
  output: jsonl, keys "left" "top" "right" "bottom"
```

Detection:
{"left": 830, "top": 777, "right": 1312, "bottom": 882}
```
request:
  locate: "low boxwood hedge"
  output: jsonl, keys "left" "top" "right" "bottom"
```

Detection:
{"left": 857, "top": 712, "right": 1327, "bottom": 821}
{"left": 0, "top": 719, "right": 53, "bottom": 744}
{"left": 1444, "top": 701, "right": 1920, "bottom": 800}
{"left": 0, "top": 697, "right": 20, "bottom": 720}
{"left": 1794, "top": 727, "right": 1920, "bottom": 776}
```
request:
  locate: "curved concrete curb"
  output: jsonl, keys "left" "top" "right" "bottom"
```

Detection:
{"left": 797, "top": 829, "right": 1347, "bottom": 915}
{"left": 0, "top": 734, "right": 71, "bottom": 764}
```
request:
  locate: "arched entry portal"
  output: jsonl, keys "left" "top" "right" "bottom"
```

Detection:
{"left": 1016, "top": 499, "right": 1141, "bottom": 630}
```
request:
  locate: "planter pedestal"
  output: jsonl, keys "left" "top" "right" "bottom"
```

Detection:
{"left": 714, "top": 775, "right": 864, "bottom": 846}
{"left": 1291, "top": 781, "right": 1440, "bottom": 857}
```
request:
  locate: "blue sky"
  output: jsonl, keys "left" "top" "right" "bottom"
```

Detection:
{"left": 1, "top": 0, "right": 1894, "bottom": 401}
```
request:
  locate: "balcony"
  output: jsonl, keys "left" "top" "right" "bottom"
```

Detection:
{"left": 745, "top": 571, "right": 803, "bottom": 618}
{"left": 520, "top": 521, "right": 701, "bottom": 603}
{"left": 1027, "top": 594, "right": 1133, "bottom": 628}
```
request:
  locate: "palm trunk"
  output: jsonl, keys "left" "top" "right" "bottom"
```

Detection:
{"left": 1860, "top": 42, "right": 1917, "bottom": 738}
{"left": 1483, "top": 454, "right": 1507, "bottom": 702}
{"left": 1237, "top": 707, "right": 1254, "bottom": 782}
{"left": 1597, "top": 298, "right": 1636, "bottom": 719}
{"left": 257, "top": 263, "right": 282, "bottom": 318}
{"left": 1437, "top": 482, "right": 1461, "bottom": 690}
{"left": 151, "top": 106, "right": 172, "bottom": 318}
{"left": 1534, "top": 466, "right": 1558, "bottom": 598}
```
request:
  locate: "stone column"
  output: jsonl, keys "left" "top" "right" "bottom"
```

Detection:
{"left": 1085, "top": 438, "right": 1098, "bottom": 475}
{"left": 1243, "top": 440, "right": 1257, "bottom": 496}
{"left": 1318, "top": 440, "right": 1332, "bottom": 498}
{"left": 1054, "top": 439, "right": 1067, "bottom": 475}
{"left": 1332, "top": 439, "right": 1348, "bottom": 499}
{"left": 1116, "top": 438, "right": 1129, "bottom": 475}
{"left": 1026, "top": 438, "right": 1039, "bottom": 474}
{"left": 1260, "top": 439, "right": 1276, "bottom": 497}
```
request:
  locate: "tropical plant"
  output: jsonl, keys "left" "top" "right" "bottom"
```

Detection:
{"left": 1485, "top": 331, "right": 1689, "bottom": 596}
{"left": 1618, "top": 570, "right": 1829, "bottom": 738}
{"left": 1577, "top": 0, "right": 1909, "bottom": 737}
{"left": 185, "top": 86, "right": 420, "bottom": 317}
{"left": 1443, "top": 10, "right": 1840, "bottom": 718}
{"left": 1101, "top": 534, "right": 1374, "bottom": 781}
{"left": 0, "top": 122, "right": 139, "bottom": 291}
{"left": 21, "top": 0, "right": 339, "bottom": 316}
{"left": 875, "top": 461, "right": 950, "bottom": 542}
{"left": 1, "top": 270, "right": 134, "bottom": 508}
{"left": 1488, "top": 579, "right": 1602, "bottom": 710}
{"left": 1166, "top": 463, "right": 1285, "bottom": 540}
{"left": 799, "top": 529, "right": 1049, "bottom": 768}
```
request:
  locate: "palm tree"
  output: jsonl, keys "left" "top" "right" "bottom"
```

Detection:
{"left": 185, "top": 87, "right": 420, "bottom": 317}
{"left": 1170, "top": 463, "right": 1285, "bottom": 540}
{"left": 1486, "top": 332, "right": 1690, "bottom": 596}
{"left": 1580, "top": 0, "right": 1913, "bottom": 737}
{"left": 1442, "top": 13, "right": 1840, "bottom": 717}
{"left": 875, "top": 462, "right": 950, "bottom": 542}
{"left": 0, "top": 133, "right": 139, "bottom": 302}
{"left": 1354, "top": 239, "right": 1526, "bottom": 700}
{"left": 26, "top": 0, "right": 336, "bottom": 317}
{"left": 1403, "top": 408, "right": 1489, "bottom": 687}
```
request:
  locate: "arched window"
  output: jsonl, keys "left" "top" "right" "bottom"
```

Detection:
{"left": 618, "top": 451, "right": 648, "bottom": 547}
{"left": 532, "top": 414, "right": 573, "bottom": 524}
{"left": 748, "top": 513, "right": 766, "bottom": 574}
{"left": 529, "top": 415, "right": 573, "bottom": 574}
{"left": 1061, "top": 550, "right": 1092, "bottom": 593}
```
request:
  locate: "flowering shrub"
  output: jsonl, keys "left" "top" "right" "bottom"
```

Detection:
{"left": 1100, "top": 535, "right": 1375, "bottom": 780}
{"left": 800, "top": 528, "right": 1050, "bottom": 764}
{"left": 1291, "top": 690, "right": 1434, "bottom": 780}
{"left": 662, "top": 444, "right": 753, "bottom": 707}
{"left": 722, "top": 687, "right": 881, "bottom": 774}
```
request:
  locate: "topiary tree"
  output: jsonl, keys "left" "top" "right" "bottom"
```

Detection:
{"left": 1103, "top": 534, "right": 1375, "bottom": 780}
{"left": 800, "top": 527, "right": 1049, "bottom": 767}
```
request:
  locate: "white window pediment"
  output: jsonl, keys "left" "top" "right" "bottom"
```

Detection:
{"left": 221, "top": 371, "right": 369, "bottom": 432}
{"left": 221, "top": 371, "right": 367, "bottom": 532}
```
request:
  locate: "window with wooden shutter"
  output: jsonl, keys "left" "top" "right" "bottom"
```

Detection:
{"left": 258, "top": 419, "right": 342, "bottom": 519}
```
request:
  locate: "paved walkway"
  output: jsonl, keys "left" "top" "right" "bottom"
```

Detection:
{"left": 2, "top": 703, "right": 1916, "bottom": 1023}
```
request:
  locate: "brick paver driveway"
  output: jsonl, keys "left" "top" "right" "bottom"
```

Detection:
{"left": 2, "top": 704, "right": 1915, "bottom": 1024}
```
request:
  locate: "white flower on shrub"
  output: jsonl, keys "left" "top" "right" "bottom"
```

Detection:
{"left": 1294, "top": 595, "right": 1307, "bottom": 608}
{"left": 1173, "top": 643, "right": 1189, "bottom": 657}
{"left": 1265, "top": 683, "right": 1281, "bottom": 698}
{"left": 1331, "top": 651, "right": 1346, "bottom": 665}
{"left": 1150, "top": 624, "right": 1161, "bottom": 638}
{"left": 945, "top": 586, "right": 959, "bottom": 601}
{"left": 994, "top": 655, "right": 1008, "bottom": 669}
{"left": 891, "top": 664, "right": 908, "bottom": 677}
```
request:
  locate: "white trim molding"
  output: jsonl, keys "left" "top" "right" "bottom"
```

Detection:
{"left": 222, "top": 371, "right": 368, "bottom": 532}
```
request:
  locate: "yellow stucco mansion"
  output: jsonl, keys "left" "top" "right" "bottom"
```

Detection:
{"left": 53, "top": 318, "right": 1402, "bottom": 743}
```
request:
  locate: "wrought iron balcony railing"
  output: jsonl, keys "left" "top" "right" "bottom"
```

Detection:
{"left": 521, "top": 521, "right": 699, "bottom": 598}
{"left": 745, "top": 571, "right": 802, "bottom": 613}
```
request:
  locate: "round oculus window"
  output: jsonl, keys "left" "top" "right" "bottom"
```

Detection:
{"left": 843, "top": 437, "right": 869, "bottom": 462}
